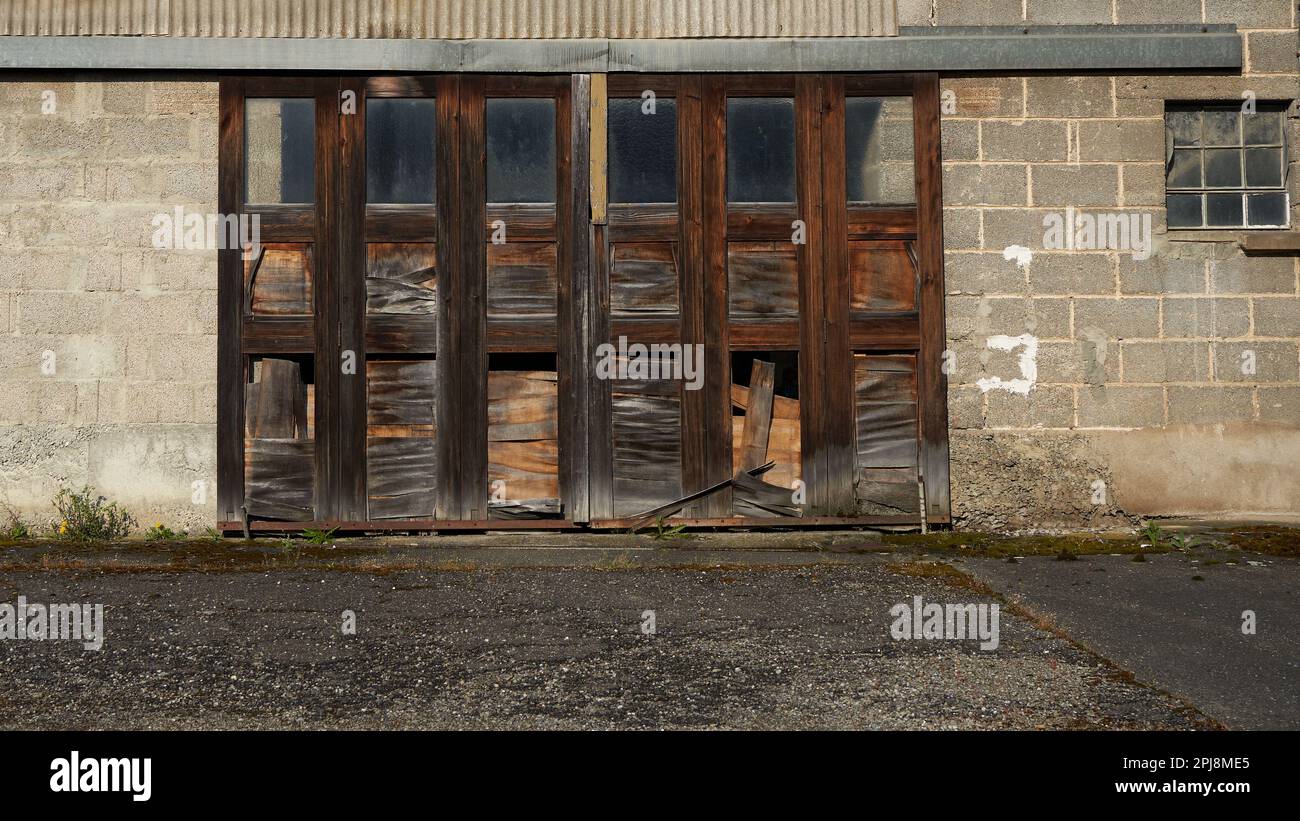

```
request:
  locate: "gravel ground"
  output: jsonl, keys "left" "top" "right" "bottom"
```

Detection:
{"left": 0, "top": 559, "right": 1214, "bottom": 729}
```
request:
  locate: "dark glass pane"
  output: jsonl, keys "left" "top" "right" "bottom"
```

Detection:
{"left": 608, "top": 97, "right": 678, "bottom": 204}
{"left": 1247, "top": 192, "right": 1288, "bottom": 227}
{"left": 727, "top": 97, "right": 796, "bottom": 202}
{"left": 1244, "top": 110, "right": 1283, "bottom": 145}
{"left": 1166, "top": 110, "right": 1201, "bottom": 146}
{"left": 1166, "top": 194, "right": 1203, "bottom": 228}
{"left": 486, "top": 98, "right": 556, "bottom": 203}
{"left": 1206, "top": 193, "right": 1244, "bottom": 227}
{"left": 1203, "top": 110, "right": 1240, "bottom": 146}
{"left": 1244, "top": 147, "right": 1283, "bottom": 187}
{"left": 846, "top": 97, "right": 915, "bottom": 204}
{"left": 366, "top": 98, "right": 436, "bottom": 204}
{"left": 1204, "top": 148, "right": 1242, "bottom": 187}
{"left": 246, "top": 98, "right": 315, "bottom": 203}
{"left": 1167, "top": 149, "right": 1202, "bottom": 188}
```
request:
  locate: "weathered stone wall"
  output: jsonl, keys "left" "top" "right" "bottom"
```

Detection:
{"left": 0, "top": 75, "right": 218, "bottom": 530}
{"left": 901, "top": 0, "right": 1300, "bottom": 527}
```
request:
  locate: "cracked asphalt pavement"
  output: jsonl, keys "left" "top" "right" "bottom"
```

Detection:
{"left": 0, "top": 550, "right": 1216, "bottom": 730}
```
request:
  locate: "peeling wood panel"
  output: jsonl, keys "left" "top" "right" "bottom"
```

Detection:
{"left": 488, "top": 440, "right": 560, "bottom": 503}
{"left": 610, "top": 242, "right": 679, "bottom": 314}
{"left": 853, "top": 353, "right": 920, "bottom": 514}
{"left": 245, "top": 358, "right": 307, "bottom": 439}
{"left": 487, "top": 243, "right": 558, "bottom": 317}
{"left": 727, "top": 242, "right": 798, "bottom": 317}
{"left": 367, "top": 437, "right": 436, "bottom": 519}
{"left": 487, "top": 371, "right": 558, "bottom": 442}
{"left": 732, "top": 415, "right": 800, "bottom": 490}
{"left": 245, "top": 243, "right": 313, "bottom": 316}
{"left": 244, "top": 438, "right": 314, "bottom": 520}
{"left": 366, "top": 242, "right": 437, "bottom": 316}
{"left": 366, "top": 359, "right": 436, "bottom": 519}
{"left": 733, "top": 470, "right": 802, "bottom": 518}
{"left": 849, "top": 240, "right": 916, "bottom": 312}
{"left": 611, "top": 378, "right": 682, "bottom": 516}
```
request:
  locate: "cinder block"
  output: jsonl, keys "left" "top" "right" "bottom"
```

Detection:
{"left": 1026, "top": 0, "right": 1113, "bottom": 25}
{"left": 943, "top": 163, "right": 1028, "bottom": 206}
{"left": 1246, "top": 30, "right": 1300, "bottom": 75}
{"left": 1258, "top": 387, "right": 1300, "bottom": 423}
{"left": 1167, "top": 386, "right": 1256, "bottom": 424}
{"left": 1205, "top": 0, "right": 1293, "bottom": 28}
{"left": 981, "top": 120, "right": 1069, "bottom": 162}
{"left": 1117, "top": 75, "right": 1299, "bottom": 107}
{"left": 1119, "top": 255, "right": 1205, "bottom": 294}
{"left": 1213, "top": 341, "right": 1300, "bottom": 382}
{"left": 99, "top": 82, "right": 149, "bottom": 115}
{"left": 150, "top": 83, "right": 219, "bottom": 116}
{"left": 15, "top": 291, "right": 109, "bottom": 335}
{"left": 1031, "top": 164, "right": 1120, "bottom": 207}
{"left": 942, "top": 208, "right": 980, "bottom": 250}
{"left": 1210, "top": 255, "right": 1297, "bottom": 295}
{"left": 943, "top": 78, "right": 1024, "bottom": 118}
{"left": 1036, "top": 340, "right": 1120, "bottom": 384}
{"left": 947, "top": 386, "right": 984, "bottom": 430}
{"left": 1114, "top": 0, "right": 1203, "bottom": 23}
{"left": 985, "top": 385, "right": 1074, "bottom": 429}
{"left": 1028, "top": 252, "right": 1116, "bottom": 295}
{"left": 104, "top": 293, "right": 202, "bottom": 336}
{"left": 1119, "top": 163, "right": 1166, "bottom": 207}
{"left": 0, "top": 164, "right": 84, "bottom": 201}
{"left": 1077, "top": 385, "right": 1165, "bottom": 428}
{"left": 1122, "top": 341, "right": 1211, "bottom": 382}
{"left": 1026, "top": 77, "right": 1113, "bottom": 118}
{"left": 1162, "top": 297, "right": 1251, "bottom": 338}
{"left": 940, "top": 118, "right": 979, "bottom": 161}
{"left": 936, "top": 0, "right": 1023, "bottom": 25}
{"left": 1074, "top": 297, "right": 1160, "bottom": 340}
{"left": 11, "top": 118, "right": 105, "bottom": 160}
{"left": 1253, "top": 297, "right": 1300, "bottom": 336}
{"left": 945, "top": 251, "right": 1027, "bottom": 294}
{"left": 981, "top": 208, "right": 1052, "bottom": 250}
{"left": 103, "top": 117, "right": 193, "bottom": 160}
{"left": 1076, "top": 119, "right": 1165, "bottom": 163}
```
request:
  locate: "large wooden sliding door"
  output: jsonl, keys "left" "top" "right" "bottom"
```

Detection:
{"left": 218, "top": 72, "right": 948, "bottom": 532}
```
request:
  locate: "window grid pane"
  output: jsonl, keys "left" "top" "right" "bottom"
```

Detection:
{"left": 1165, "top": 105, "right": 1289, "bottom": 229}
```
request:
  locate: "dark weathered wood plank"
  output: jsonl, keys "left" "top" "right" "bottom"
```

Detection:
{"left": 217, "top": 76, "right": 246, "bottom": 522}
{"left": 737, "top": 359, "right": 775, "bottom": 472}
{"left": 912, "top": 73, "right": 952, "bottom": 524}
{"left": 244, "top": 438, "right": 314, "bottom": 520}
{"left": 610, "top": 242, "right": 679, "bottom": 314}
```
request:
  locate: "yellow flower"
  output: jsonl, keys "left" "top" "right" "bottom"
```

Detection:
{"left": 59, "top": 521, "right": 67, "bottom": 534}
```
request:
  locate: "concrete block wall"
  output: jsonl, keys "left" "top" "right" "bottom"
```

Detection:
{"left": 917, "top": 1, "right": 1300, "bottom": 527}
{"left": 0, "top": 75, "right": 218, "bottom": 531}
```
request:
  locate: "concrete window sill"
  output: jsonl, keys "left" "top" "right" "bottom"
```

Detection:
{"left": 1165, "top": 230, "right": 1300, "bottom": 254}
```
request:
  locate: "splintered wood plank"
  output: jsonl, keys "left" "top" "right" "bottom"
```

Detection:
{"left": 611, "top": 379, "right": 682, "bottom": 516}
{"left": 730, "top": 383, "right": 800, "bottom": 419}
{"left": 245, "top": 244, "right": 313, "bottom": 315}
{"left": 487, "top": 243, "right": 558, "bottom": 316}
{"left": 367, "top": 360, "right": 436, "bottom": 430}
{"left": 853, "top": 354, "right": 919, "bottom": 471}
{"left": 366, "top": 242, "right": 437, "bottom": 315}
{"left": 727, "top": 242, "right": 799, "bottom": 316}
{"left": 367, "top": 437, "right": 436, "bottom": 519}
{"left": 732, "top": 415, "right": 801, "bottom": 493}
{"left": 849, "top": 241, "right": 917, "bottom": 312}
{"left": 244, "top": 438, "right": 314, "bottom": 520}
{"left": 737, "top": 359, "right": 775, "bottom": 472}
{"left": 245, "top": 358, "right": 307, "bottom": 439}
{"left": 733, "top": 469, "right": 802, "bottom": 518}
{"left": 610, "top": 242, "right": 679, "bottom": 314}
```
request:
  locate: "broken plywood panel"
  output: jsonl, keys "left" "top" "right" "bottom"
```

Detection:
{"left": 853, "top": 353, "right": 920, "bottom": 515}
{"left": 611, "top": 378, "right": 681, "bottom": 516}
{"left": 487, "top": 243, "right": 558, "bottom": 316}
{"left": 611, "top": 242, "right": 679, "bottom": 314}
{"left": 488, "top": 370, "right": 560, "bottom": 515}
{"left": 244, "top": 244, "right": 313, "bottom": 315}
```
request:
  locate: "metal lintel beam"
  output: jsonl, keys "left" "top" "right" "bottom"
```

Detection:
{"left": 0, "top": 26, "right": 1242, "bottom": 74}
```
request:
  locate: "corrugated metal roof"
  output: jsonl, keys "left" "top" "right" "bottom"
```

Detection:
{"left": 0, "top": 1, "right": 898, "bottom": 38}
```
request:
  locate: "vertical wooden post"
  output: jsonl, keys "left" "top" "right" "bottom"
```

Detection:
{"left": 216, "top": 78, "right": 246, "bottom": 525}
{"left": 912, "top": 73, "right": 952, "bottom": 524}
{"left": 336, "top": 76, "right": 368, "bottom": 521}
{"left": 564, "top": 73, "right": 592, "bottom": 522}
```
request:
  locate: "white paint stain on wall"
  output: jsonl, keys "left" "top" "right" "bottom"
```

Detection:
{"left": 1002, "top": 245, "right": 1034, "bottom": 268}
{"left": 976, "top": 334, "right": 1039, "bottom": 396}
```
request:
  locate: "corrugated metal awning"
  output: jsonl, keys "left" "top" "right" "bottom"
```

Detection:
{"left": 0, "top": 0, "right": 899, "bottom": 38}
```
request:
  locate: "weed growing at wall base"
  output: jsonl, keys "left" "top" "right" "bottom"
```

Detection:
{"left": 51, "top": 487, "right": 135, "bottom": 542}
